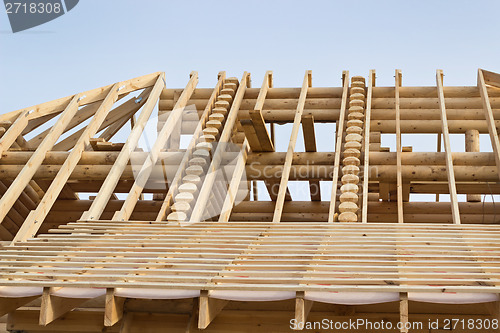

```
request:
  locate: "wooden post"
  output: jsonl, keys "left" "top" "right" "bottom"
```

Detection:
{"left": 294, "top": 291, "right": 313, "bottom": 330}
{"left": 465, "top": 129, "right": 482, "bottom": 202}
{"left": 198, "top": 290, "right": 227, "bottom": 329}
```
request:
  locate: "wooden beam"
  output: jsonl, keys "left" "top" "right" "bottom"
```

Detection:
{"left": 11, "top": 83, "right": 121, "bottom": 243}
{"left": 272, "top": 70, "right": 311, "bottom": 222}
{"left": 198, "top": 290, "right": 228, "bottom": 329}
{"left": 240, "top": 119, "right": 262, "bottom": 151}
{"left": 249, "top": 110, "right": 274, "bottom": 151}
{"left": 361, "top": 70, "right": 375, "bottom": 223}
{"left": 105, "top": 288, "right": 125, "bottom": 327}
{"left": 302, "top": 114, "right": 320, "bottom": 201}
{"left": 0, "top": 109, "right": 29, "bottom": 158}
{"left": 399, "top": 292, "right": 409, "bottom": 333}
{"left": 395, "top": 69, "right": 404, "bottom": 223}
{"left": 113, "top": 72, "right": 199, "bottom": 221}
{"left": 478, "top": 69, "right": 500, "bottom": 181}
{"left": 436, "top": 69, "right": 461, "bottom": 224}
{"left": 328, "top": 71, "right": 349, "bottom": 223}
{"left": 80, "top": 75, "right": 164, "bottom": 221}
{"left": 0, "top": 94, "right": 81, "bottom": 231}
{"left": 218, "top": 139, "right": 249, "bottom": 222}
{"left": 39, "top": 287, "right": 89, "bottom": 326}
{"left": 0, "top": 296, "right": 39, "bottom": 317}
{"left": 155, "top": 72, "right": 226, "bottom": 221}
{"left": 294, "top": 291, "right": 313, "bottom": 331}
{"left": 190, "top": 72, "right": 250, "bottom": 223}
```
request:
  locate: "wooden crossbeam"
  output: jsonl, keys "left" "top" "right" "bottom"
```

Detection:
{"left": 395, "top": 69, "right": 404, "bottom": 223}
{"left": 294, "top": 291, "right": 313, "bottom": 331}
{"left": 80, "top": 75, "right": 164, "bottom": 221}
{"left": 436, "top": 69, "right": 461, "bottom": 224}
{"left": 361, "top": 70, "right": 375, "bottom": 223}
{"left": 328, "top": 71, "right": 349, "bottom": 223}
{"left": 113, "top": 72, "right": 199, "bottom": 221}
{"left": 249, "top": 110, "right": 274, "bottom": 151}
{"left": 301, "top": 114, "right": 320, "bottom": 201}
{"left": 155, "top": 72, "right": 226, "bottom": 221}
{"left": 272, "top": 70, "right": 311, "bottom": 222}
{"left": 39, "top": 287, "right": 89, "bottom": 326}
{"left": 12, "top": 83, "right": 121, "bottom": 243}
{"left": 198, "top": 291, "right": 228, "bottom": 329}
{"left": 104, "top": 288, "right": 125, "bottom": 327}
{"left": 399, "top": 292, "right": 409, "bottom": 333}
{"left": 0, "top": 72, "right": 160, "bottom": 124}
{"left": 478, "top": 69, "right": 500, "bottom": 181}
{"left": 190, "top": 72, "right": 251, "bottom": 223}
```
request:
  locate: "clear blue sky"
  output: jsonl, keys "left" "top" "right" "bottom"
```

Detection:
{"left": 1, "top": 0, "right": 499, "bottom": 112}
{"left": 1, "top": 0, "right": 499, "bottom": 202}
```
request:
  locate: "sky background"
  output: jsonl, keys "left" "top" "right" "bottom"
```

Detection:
{"left": 0, "top": 0, "right": 499, "bottom": 202}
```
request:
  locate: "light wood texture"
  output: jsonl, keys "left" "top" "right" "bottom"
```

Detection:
{"left": 395, "top": 70, "right": 404, "bottom": 223}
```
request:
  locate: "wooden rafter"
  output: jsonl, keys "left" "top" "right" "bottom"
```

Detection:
{"left": 361, "top": 70, "right": 375, "bottom": 223}
{"left": 395, "top": 69, "right": 404, "bottom": 223}
{"left": 272, "top": 70, "right": 311, "bottom": 222}
{"left": 328, "top": 71, "right": 349, "bottom": 223}
{"left": 436, "top": 69, "right": 461, "bottom": 224}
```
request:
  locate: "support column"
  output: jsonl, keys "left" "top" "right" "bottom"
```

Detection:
{"left": 465, "top": 129, "right": 481, "bottom": 202}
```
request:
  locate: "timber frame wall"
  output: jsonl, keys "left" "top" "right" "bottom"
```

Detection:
{"left": 0, "top": 69, "right": 498, "bottom": 332}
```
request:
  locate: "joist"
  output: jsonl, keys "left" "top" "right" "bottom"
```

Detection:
{"left": 39, "top": 287, "right": 90, "bottom": 325}
{"left": 198, "top": 290, "right": 228, "bottom": 329}
{"left": 104, "top": 288, "right": 125, "bottom": 327}
{"left": 272, "top": 70, "right": 312, "bottom": 222}
{"left": 294, "top": 291, "right": 313, "bottom": 330}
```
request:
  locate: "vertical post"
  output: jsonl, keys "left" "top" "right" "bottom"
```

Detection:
{"left": 465, "top": 129, "right": 481, "bottom": 202}
{"left": 361, "top": 70, "right": 375, "bottom": 223}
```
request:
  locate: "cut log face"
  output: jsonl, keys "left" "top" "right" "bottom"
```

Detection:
{"left": 0, "top": 69, "right": 499, "bottom": 332}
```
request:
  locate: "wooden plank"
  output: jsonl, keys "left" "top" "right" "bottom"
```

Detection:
{"left": 294, "top": 291, "right": 313, "bottom": 331}
{"left": 436, "top": 69, "right": 461, "bottom": 224}
{"left": 218, "top": 139, "right": 249, "bottom": 222}
{"left": 240, "top": 119, "right": 262, "bottom": 151}
{"left": 105, "top": 288, "right": 125, "bottom": 327}
{"left": 11, "top": 83, "right": 121, "bottom": 243}
{"left": 198, "top": 291, "right": 228, "bottom": 329}
{"left": 113, "top": 72, "right": 199, "bottom": 221}
{"left": 190, "top": 72, "right": 250, "bottom": 223}
{"left": 362, "top": 70, "right": 375, "bottom": 223}
{"left": 328, "top": 71, "right": 349, "bottom": 223}
{"left": 155, "top": 72, "right": 225, "bottom": 221}
{"left": 81, "top": 75, "right": 164, "bottom": 221}
{"left": 39, "top": 287, "right": 88, "bottom": 326}
{"left": 302, "top": 114, "right": 320, "bottom": 201}
{"left": 395, "top": 70, "right": 404, "bottom": 223}
{"left": 272, "top": 71, "right": 311, "bottom": 222}
{"left": 478, "top": 69, "right": 500, "bottom": 181}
